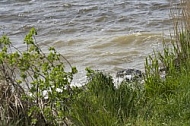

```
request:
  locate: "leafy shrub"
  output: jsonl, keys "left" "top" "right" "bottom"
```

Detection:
{"left": 0, "top": 28, "right": 77, "bottom": 125}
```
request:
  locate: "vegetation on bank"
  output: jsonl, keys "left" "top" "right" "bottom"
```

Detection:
{"left": 0, "top": 0, "right": 190, "bottom": 126}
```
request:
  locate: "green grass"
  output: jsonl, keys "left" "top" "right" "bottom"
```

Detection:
{"left": 69, "top": 53, "right": 190, "bottom": 125}
{"left": 69, "top": 71, "right": 143, "bottom": 125}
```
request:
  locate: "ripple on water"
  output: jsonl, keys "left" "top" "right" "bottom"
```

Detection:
{"left": 0, "top": 0, "right": 181, "bottom": 84}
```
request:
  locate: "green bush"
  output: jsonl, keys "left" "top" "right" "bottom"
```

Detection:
{"left": 69, "top": 69, "right": 144, "bottom": 125}
{"left": 0, "top": 28, "right": 77, "bottom": 125}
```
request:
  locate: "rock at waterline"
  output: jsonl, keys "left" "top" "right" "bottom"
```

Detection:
{"left": 116, "top": 69, "right": 144, "bottom": 84}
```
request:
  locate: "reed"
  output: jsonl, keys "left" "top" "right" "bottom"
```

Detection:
{"left": 140, "top": 0, "right": 190, "bottom": 125}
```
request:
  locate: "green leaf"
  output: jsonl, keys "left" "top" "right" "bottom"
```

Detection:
{"left": 72, "top": 66, "right": 78, "bottom": 74}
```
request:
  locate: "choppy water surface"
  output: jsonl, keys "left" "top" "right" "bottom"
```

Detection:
{"left": 0, "top": 0, "right": 181, "bottom": 85}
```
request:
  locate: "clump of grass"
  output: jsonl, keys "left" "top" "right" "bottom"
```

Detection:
{"left": 0, "top": 75, "right": 28, "bottom": 125}
{"left": 140, "top": 0, "right": 190, "bottom": 125}
{"left": 69, "top": 68, "right": 145, "bottom": 125}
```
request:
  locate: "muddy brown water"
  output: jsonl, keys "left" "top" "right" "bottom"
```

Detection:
{"left": 0, "top": 0, "right": 181, "bottom": 85}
